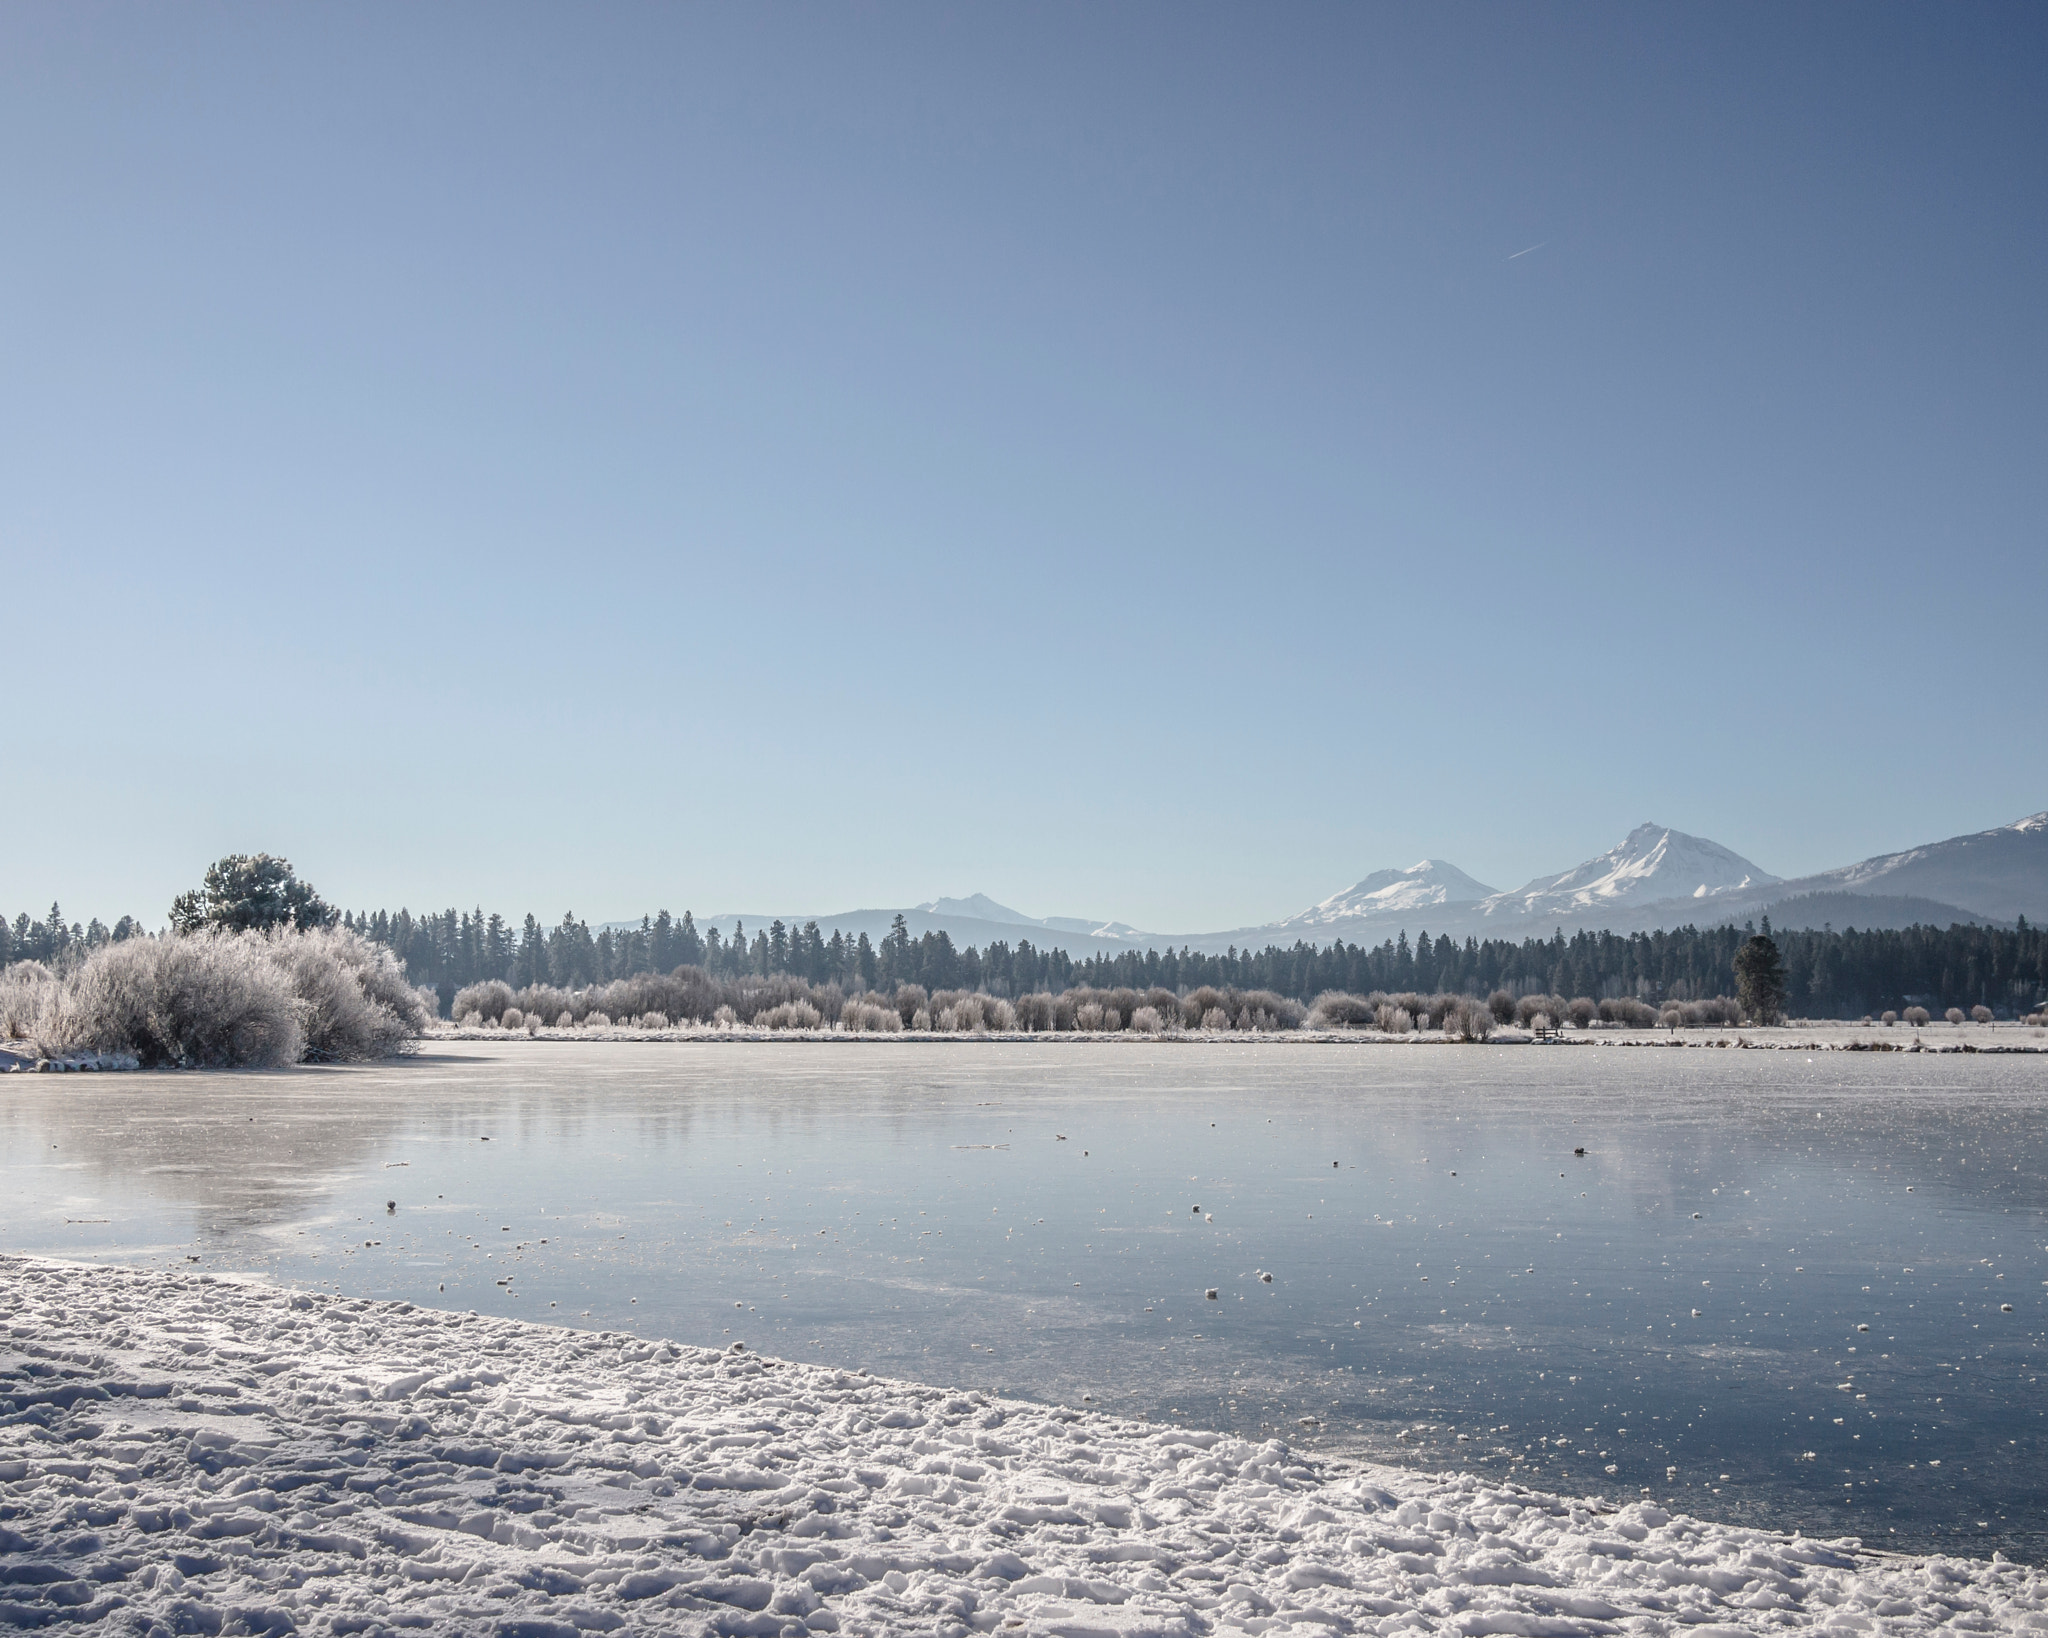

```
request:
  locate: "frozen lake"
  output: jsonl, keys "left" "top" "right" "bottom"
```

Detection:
{"left": 3, "top": 1039, "right": 2042, "bottom": 1562}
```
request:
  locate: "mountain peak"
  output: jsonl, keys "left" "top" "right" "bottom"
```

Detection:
{"left": 1282, "top": 859, "right": 1499, "bottom": 928}
{"left": 1490, "top": 824, "right": 1779, "bottom": 916}
{"left": 914, "top": 893, "right": 1032, "bottom": 924}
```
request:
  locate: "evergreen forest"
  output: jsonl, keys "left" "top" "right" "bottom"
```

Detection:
{"left": 7, "top": 900, "right": 2043, "bottom": 1020}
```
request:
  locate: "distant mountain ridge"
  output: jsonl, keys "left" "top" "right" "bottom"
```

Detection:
{"left": 1764, "top": 812, "right": 2048, "bottom": 925}
{"left": 676, "top": 810, "right": 2043, "bottom": 959}
{"left": 913, "top": 894, "right": 1148, "bottom": 942}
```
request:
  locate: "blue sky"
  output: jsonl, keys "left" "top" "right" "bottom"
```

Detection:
{"left": 4, "top": 4, "right": 2043, "bottom": 932}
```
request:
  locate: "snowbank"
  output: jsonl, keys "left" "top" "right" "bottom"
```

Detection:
{"left": 3, "top": 1256, "right": 2041, "bottom": 1637}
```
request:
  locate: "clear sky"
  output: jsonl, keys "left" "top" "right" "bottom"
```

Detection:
{"left": 4, "top": 4, "right": 2043, "bottom": 933}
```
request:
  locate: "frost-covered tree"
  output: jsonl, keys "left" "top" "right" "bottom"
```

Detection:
{"left": 169, "top": 854, "right": 335, "bottom": 935}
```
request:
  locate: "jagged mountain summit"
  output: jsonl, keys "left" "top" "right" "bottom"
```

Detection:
{"left": 914, "top": 894, "right": 1034, "bottom": 925}
{"left": 1280, "top": 860, "right": 1499, "bottom": 928}
{"left": 1477, "top": 823, "right": 1781, "bottom": 922}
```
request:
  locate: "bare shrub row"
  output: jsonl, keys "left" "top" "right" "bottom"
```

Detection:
{"left": 442, "top": 970, "right": 1766, "bottom": 1038}
{"left": 446, "top": 976, "right": 1314, "bottom": 1034}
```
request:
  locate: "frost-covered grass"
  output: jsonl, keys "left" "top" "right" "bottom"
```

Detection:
{"left": 0, "top": 928, "right": 429, "bottom": 1067}
{"left": 2, "top": 1255, "right": 2040, "bottom": 1637}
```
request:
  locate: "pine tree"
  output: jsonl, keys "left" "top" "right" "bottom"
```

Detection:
{"left": 1734, "top": 934, "right": 1787, "bottom": 1025}
{"left": 169, "top": 856, "right": 334, "bottom": 934}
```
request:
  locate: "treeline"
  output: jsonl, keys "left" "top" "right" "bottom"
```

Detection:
{"left": 0, "top": 905, "right": 146, "bottom": 968}
{"left": 344, "top": 905, "right": 2048, "bottom": 1019}
{"left": 1061, "top": 918, "right": 2048, "bottom": 1018}
{"left": 16, "top": 898, "right": 2046, "bottom": 1019}
{"left": 341, "top": 908, "right": 1081, "bottom": 1010}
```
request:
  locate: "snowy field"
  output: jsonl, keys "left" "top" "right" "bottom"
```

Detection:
{"left": 5, "top": 1256, "right": 2044, "bottom": 1638}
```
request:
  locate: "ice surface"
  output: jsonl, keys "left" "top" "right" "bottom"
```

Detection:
{"left": 4, "top": 1255, "right": 2043, "bottom": 1636}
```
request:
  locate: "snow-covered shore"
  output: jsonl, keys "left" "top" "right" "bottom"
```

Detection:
{"left": 4, "top": 1258, "right": 2042, "bottom": 1637}
{"left": 419, "top": 1021, "right": 2048, "bottom": 1053}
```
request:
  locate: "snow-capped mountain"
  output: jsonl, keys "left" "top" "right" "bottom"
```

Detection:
{"left": 1767, "top": 811, "right": 2048, "bottom": 924}
{"left": 1478, "top": 823, "right": 1781, "bottom": 921}
{"left": 1281, "top": 860, "right": 1498, "bottom": 928}
{"left": 687, "top": 809, "right": 2042, "bottom": 960}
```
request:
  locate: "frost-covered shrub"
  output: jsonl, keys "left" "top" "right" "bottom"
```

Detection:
{"left": 1567, "top": 997, "right": 1598, "bottom": 1029}
{"left": 1308, "top": 991, "right": 1376, "bottom": 1030}
{"left": 640, "top": 1011, "right": 670, "bottom": 1030}
{"left": 583, "top": 1011, "right": 611, "bottom": 1029}
{"left": 451, "top": 979, "right": 514, "bottom": 1027}
{"left": 55, "top": 933, "right": 310, "bottom": 1067}
{"left": 1181, "top": 987, "right": 1229, "bottom": 1029}
{"left": 1944, "top": 1007, "right": 1965, "bottom": 1025}
{"left": 712, "top": 1004, "right": 737, "bottom": 1028}
{"left": 265, "top": 927, "right": 429, "bottom": 1061}
{"left": 932, "top": 992, "right": 986, "bottom": 1032}
{"left": 1243, "top": 991, "right": 1305, "bottom": 1031}
{"left": 839, "top": 998, "right": 902, "bottom": 1033}
{"left": 1075, "top": 1002, "right": 1105, "bottom": 1032}
{"left": 1052, "top": 992, "right": 1078, "bottom": 1031}
{"left": 25, "top": 926, "right": 426, "bottom": 1068}
{"left": 985, "top": 998, "right": 1017, "bottom": 1031}
{"left": 1598, "top": 997, "right": 1657, "bottom": 1027}
{"left": 1529, "top": 1012, "right": 1551, "bottom": 1033}
{"left": 0, "top": 962, "right": 55, "bottom": 1041}
{"left": 1881, "top": 1010, "right": 1897, "bottom": 1026}
{"left": 911, "top": 1008, "right": 932, "bottom": 1031}
{"left": 1488, "top": 990, "right": 1517, "bottom": 1025}
{"left": 1443, "top": 997, "right": 1493, "bottom": 1041}
{"left": 1903, "top": 1006, "right": 1930, "bottom": 1026}
{"left": 1516, "top": 994, "right": 1566, "bottom": 1029}
{"left": 757, "top": 1000, "right": 822, "bottom": 1030}
{"left": 502, "top": 1007, "right": 523, "bottom": 1030}
{"left": 459, "top": 1009, "right": 484, "bottom": 1028}
{"left": 894, "top": 985, "right": 929, "bottom": 1028}
{"left": 1660, "top": 1005, "right": 1685, "bottom": 1030}
{"left": 1200, "top": 1006, "right": 1228, "bottom": 1032}
{"left": 1971, "top": 1005, "right": 1993, "bottom": 1023}
{"left": 1014, "top": 993, "right": 1054, "bottom": 1032}
{"left": 1130, "top": 1006, "right": 1164, "bottom": 1034}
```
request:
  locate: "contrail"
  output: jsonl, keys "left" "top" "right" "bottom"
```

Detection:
{"left": 1507, "top": 241, "right": 1546, "bottom": 260}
